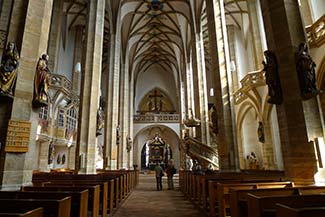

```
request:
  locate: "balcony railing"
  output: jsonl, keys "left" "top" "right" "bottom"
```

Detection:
{"left": 133, "top": 114, "right": 180, "bottom": 123}
{"left": 233, "top": 69, "right": 265, "bottom": 104}
{"left": 306, "top": 15, "right": 325, "bottom": 48}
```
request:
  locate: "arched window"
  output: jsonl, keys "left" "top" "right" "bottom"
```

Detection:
{"left": 66, "top": 107, "right": 77, "bottom": 131}
{"left": 39, "top": 106, "right": 48, "bottom": 120}
{"left": 58, "top": 109, "right": 65, "bottom": 128}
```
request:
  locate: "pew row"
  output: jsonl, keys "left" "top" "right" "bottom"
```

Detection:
{"left": 276, "top": 203, "right": 325, "bottom": 217}
{"left": 0, "top": 207, "right": 43, "bottom": 217}
{"left": 230, "top": 186, "right": 325, "bottom": 217}
{"left": 0, "top": 197, "right": 71, "bottom": 217}
{"left": 247, "top": 194, "right": 325, "bottom": 217}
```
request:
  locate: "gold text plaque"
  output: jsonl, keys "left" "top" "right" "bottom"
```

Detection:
{"left": 5, "top": 120, "right": 31, "bottom": 153}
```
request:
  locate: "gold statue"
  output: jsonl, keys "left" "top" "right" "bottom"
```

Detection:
{"left": 0, "top": 42, "right": 20, "bottom": 98}
{"left": 33, "top": 54, "right": 51, "bottom": 108}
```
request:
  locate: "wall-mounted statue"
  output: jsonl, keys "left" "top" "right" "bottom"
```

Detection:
{"left": 0, "top": 42, "right": 20, "bottom": 98}
{"left": 126, "top": 136, "right": 132, "bottom": 152}
{"left": 262, "top": 50, "right": 283, "bottom": 105}
{"left": 116, "top": 125, "right": 120, "bottom": 145}
{"left": 96, "top": 105, "right": 104, "bottom": 136}
{"left": 208, "top": 104, "right": 218, "bottom": 135}
{"left": 33, "top": 54, "right": 51, "bottom": 108}
{"left": 296, "top": 42, "right": 319, "bottom": 100}
{"left": 48, "top": 141, "right": 54, "bottom": 165}
{"left": 257, "top": 121, "right": 265, "bottom": 143}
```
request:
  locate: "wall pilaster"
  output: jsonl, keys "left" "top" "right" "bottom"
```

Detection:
{"left": 261, "top": 0, "right": 317, "bottom": 182}
{"left": 0, "top": 0, "right": 53, "bottom": 189}
{"left": 206, "top": 0, "right": 236, "bottom": 170}
{"left": 76, "top": 0, "right": 105, "bottom": 174}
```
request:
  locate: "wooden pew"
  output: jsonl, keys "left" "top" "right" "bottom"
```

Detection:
{"left": 0, "top": 191, "right": 87, "bottom": 217}
{"left": 32, "top": 170, "right": 137, "bottom": 215}
{"left": 42, "top": 181, "right": 105, "bottom": 217}
{"left": 230, "top": 186, "right": 325, "bottom": 217}
{"left": 0, "top": 207, "right": 43, "bottom": 217}
{"left": 276, "top": 203, "right": 325, "bottom": 217}
{"left": 247, "top": 194, "right": 325, "bottom": 217}
{"left": 22, "top": 186, "right": 96, "bottom": 217}
{"left": 0, "top": 197, "right": 71, "bottom": 217}
{"left": 33, "top": 173, "right": 123, "bottom": 202}
{"left": 179, "top": 170, "right": 285, "bottom": 214}
{"left": 209, "top": 181, "right": 293, "bottom": 217}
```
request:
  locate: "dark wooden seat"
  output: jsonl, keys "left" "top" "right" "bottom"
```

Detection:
{"left": 0, "top": 197, "right": 71, "bottom": 217}
{"left": 22, "top": 186, "right": 94, "bottom": 217}
{"left": 229, "top": 186, "right": 325, "bottom": 217}
{"left": 0, "top": 191, "right": 83, "bottom": 217}
{"left": 208, "top": 181, "right": 293, "bottom": 217}
{"left": 247, "top": 193, "right": 325, "bottom": 217}
{"left": 43, "top": 180, "right": 109, "bottom": 216}
{"left": 0, "top": 207, "right": 43, "bottom": 217}
{"left": 276, "top": 203, "right": 325, "bottom": 217}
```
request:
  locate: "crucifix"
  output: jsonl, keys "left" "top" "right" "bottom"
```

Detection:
{"left": 149, "top": 89, "right": 163, "bottom": 112}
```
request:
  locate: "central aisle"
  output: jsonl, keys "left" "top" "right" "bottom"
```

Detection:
{"left": 114, "top": 174, "right": 204, "bottom": 217}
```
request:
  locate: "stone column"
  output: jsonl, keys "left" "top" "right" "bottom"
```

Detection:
{"left": 191, "top": 32, "right": 210, "bottom": 145}
{"left": 206, "top": 0, "right": 236, "bottom": 170}
{"left": 76, "top": 0, "right": 105, "bottom": 174}
{"left": 262, "top": 121, "right": 276, "bottom": 169}
{"left": 47, "top": 0, "right": 63, "bottom": 73}
{"left": 0, "top": 0, "right": 13, "bottom": 55}
{"left": 260, "top": 0, "right": 317, "bottom": 183}
{"left": 105, "top": 32, "right": 121, "bottom": 170}
{"left": 247, "top": 0, "right": 264, "bottom": 69}
{"left": 37, "top": 140, "right": 51, "bottom": 172}
{"left": 0, "top": 0, "right": 53, "bottom": 189}
{"left": 119, "top": 62, "right": 130, "bottom": 169}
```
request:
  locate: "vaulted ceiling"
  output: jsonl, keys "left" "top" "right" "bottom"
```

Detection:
{"left": 120, "top": 0, "right": 195, "bottom": 83}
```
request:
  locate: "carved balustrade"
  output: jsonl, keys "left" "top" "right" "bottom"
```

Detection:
{"left": 306, "top": 15, "right": 325, "bottom": 48}
{"left": 233, "top": 70, "right": 266, "bottom": 105}
{"left": 133, "top": 114, "right": 180, "bottom": 123}
{"left": 182, "top": 136, "right": 219, "bottom": 169}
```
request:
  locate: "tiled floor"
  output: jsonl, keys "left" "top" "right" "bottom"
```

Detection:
{"left": 113, "top": 174, "right": 204, "bottom": 217}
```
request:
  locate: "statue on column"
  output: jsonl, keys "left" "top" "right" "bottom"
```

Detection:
{"left": 296, "top": 42, "right": 320, "bottom": 100}
{"left": 262, "top": 50, "right": 283, "bottom": 105}
{"left": 116, "top": 125, "right": 120, "bottom": 145}
{"left": 96, "top": 98, "right": 105, "bottom": 136}
{"left": 48, "top": 141, "right": 55, "bottom": 165}
{"left": 33, "top": 54, "right": 51, "bottom": 108}
{"left": 257, "top": 121, "right": 265, "bottom": 143}
{"left": 96, "top": 106, "right": 104, "bottom": 136}
{"left": 208, "top": 104, "right": 218, "bottom": 135}
{"left": 0, "top": 42, "right": 20, "bottom": 98}
{"left": 126, "top": 135, "right": 132, "bottom": 152}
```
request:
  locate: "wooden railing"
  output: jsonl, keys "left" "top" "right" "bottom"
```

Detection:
{"left": 306, "top": 15, "right": 325, "bottom": 48}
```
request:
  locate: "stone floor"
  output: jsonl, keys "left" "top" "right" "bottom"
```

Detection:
{"left": 113, "top": 174, "right": 204, "bottom": 217}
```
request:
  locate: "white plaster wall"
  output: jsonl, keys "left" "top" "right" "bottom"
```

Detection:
{"left": 308, "top": 0, "right": 325, "bottom": 21}
{"left": 135, "top": 65, "right": 178, "bottom": 112}
{"left": 256, "top": 0, "right": 268, "bottom": 52}
{"left": 242, "top": 108, "right": 263, "bottom": 167}
{"left": 234, "top": 27, "right": 249, "bottom": 81}
{"left": 57, "top": 29, "right": 75, "bottom": 81}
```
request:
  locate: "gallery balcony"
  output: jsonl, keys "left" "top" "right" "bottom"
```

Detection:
{"left": 133, "top": 114, "right": 180, "bottom": 123}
